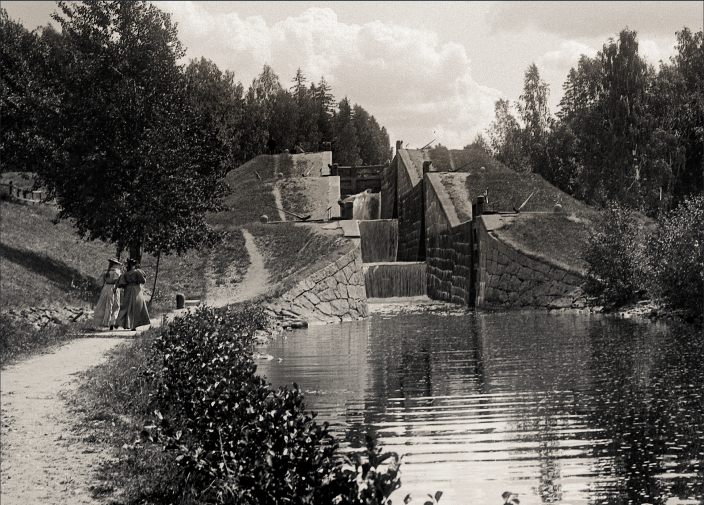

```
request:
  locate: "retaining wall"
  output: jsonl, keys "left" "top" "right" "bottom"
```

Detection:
{"left": 424, "top": 173, "right": 473, "bottom": 305}
{"left": 272, "top": 241, "right": 368, "bottom": 324}
{"left": 474, "top": 215, "right": 586, "bottom": 309}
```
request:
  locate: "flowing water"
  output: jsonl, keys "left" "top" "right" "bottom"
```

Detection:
{"left": 256, "top": 310, "right": 703, "bottom": 505}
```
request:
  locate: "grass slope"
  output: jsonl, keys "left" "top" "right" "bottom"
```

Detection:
{"left": 1, "top": 200, "right": 223, "bottom": 315}
{"left": 425, "top": 146, "right": 602, "bottom": 273}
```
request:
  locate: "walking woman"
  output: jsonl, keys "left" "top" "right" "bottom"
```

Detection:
{"left": 93, "top": 258, "right": 122, "bottom": 330}
{"left": 115, "top": 258, "right": 151, "bottom": 331}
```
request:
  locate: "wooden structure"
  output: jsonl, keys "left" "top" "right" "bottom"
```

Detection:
{"left": 330, "top": 163, "right": 387, "bottom": 198}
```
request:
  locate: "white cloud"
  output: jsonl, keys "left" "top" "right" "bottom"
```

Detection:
{"left": 538, "top": 41, "right": 598, "bottom": 72}
{"left": 158, "top": 2, "right": 503, "bottom": 148}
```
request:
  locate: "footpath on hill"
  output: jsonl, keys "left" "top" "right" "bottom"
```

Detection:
{"left": 0, "top": 232, "right": 272, "bottom": 504}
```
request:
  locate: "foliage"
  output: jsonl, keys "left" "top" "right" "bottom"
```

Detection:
{"left": 146, "top": 305, "right": 408, "bottom": 504}
{"left": 0, "top": 9, "right": 57, "bottom": 172}
{"left": 8, "top": 1, "right": 232, "bottom": 265}
{"left": 0, "top": 315, "right": 87, "bottom": 367}
{"left": 645, "top": 195, "right": 703, "bottom": 314}
{"left": 486, "top": 99, "right": 528, "bottom": 172}
{"left": 487, "top": 27, "right": 702, "bottom": 217}
{"left": 583, "top": 201, "right": 649, "bottom": 304}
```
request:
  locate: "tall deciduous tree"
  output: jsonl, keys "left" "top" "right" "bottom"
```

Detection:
{"left": 184, "top": 57, "right": 244, "bottom": 168}
{"left": 35, "top": 1, "right": 230, "bottom": 262}
{"left": 486, "top": 98, "right": 528, "bottom": 172}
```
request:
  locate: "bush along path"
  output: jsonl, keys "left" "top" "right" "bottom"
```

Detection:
{"left": 1, "top": 337, "right": 128, "bottom": 505}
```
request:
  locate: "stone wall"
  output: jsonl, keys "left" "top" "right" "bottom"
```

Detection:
{"left": 424, "top": 174, "right": 473, "bottom": 305}
{"left": 272, "top": 242, "right": 369, "bottom": 324}
{"left": 398, "top": 181, "right": 424, "bottom": 261}
{"left": 380, "top": 156, "right": 398, "bottom": 220}
{"left": 474, "top": 216, "right": 586, "bottom": 309}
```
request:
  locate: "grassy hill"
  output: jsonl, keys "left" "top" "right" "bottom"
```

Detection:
{"left": 1, "top": 153, "right": 350, "bottom": 318}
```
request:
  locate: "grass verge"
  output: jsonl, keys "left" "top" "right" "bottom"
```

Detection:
{"left": 0, "top": 316, "right": 92, "bottom": 368}
{"left": 62, "top": 327, "right": 191, "bottom": 504}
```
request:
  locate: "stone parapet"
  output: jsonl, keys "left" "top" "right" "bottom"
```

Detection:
{"left": 271, "top": 242, "right": 368, "bottom": 324}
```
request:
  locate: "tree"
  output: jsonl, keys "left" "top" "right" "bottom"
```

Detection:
{"left": 332, "top": 98, "right": 359, "bottom": 165}
{"left": 34, "top": 1, "right": 230, "bottom": 263}
{"left": 486, "top": 98, "right": 528, "bottom": 172}
{"left": 184, "top": 57, "right": 244, "bottom": 167}
{"left": 517, "top": 63, "right": 555, "bottom": 177}
{"left": 0, "top": 9, "right": 59, "bottom": 172}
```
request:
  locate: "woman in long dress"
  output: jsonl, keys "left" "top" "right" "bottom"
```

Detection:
{"left": 93, "top": 258, "right": 122, "bottom": 330}
{"left": 115, "top": 258, "right": 151, "bottom": 331}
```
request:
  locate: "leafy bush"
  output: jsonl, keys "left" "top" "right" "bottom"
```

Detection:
{"left": 645, "top": 195, "right": 703, "bottom": 314}
{"left": 583, "top": 201, "right": 649, "bottom": 304}
{"left": 146, "top": 305, "right": 408, "bottom": 504}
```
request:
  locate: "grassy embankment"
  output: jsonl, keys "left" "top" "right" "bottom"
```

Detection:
{"left": 211, "top": 153, "right": 354, "bottom": 298}
{"left": 428, "top": 146, "right": 607, "bottom": 273}
{"left": 1, "top": 153, "right": 350, "bottom": 363}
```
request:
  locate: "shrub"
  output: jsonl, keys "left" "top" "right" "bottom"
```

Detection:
{"left": 645, "top": 195, "right": 703, "bottom": 314}
{"left": 146, "top": 305, "right": 406, "bottom": 505}
{"left": 583, "top": 201, "right": 649, "bottom": 304}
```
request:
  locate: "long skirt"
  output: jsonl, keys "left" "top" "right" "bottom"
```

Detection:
{"left": 115, "top": 285, "right": 151, "bottom": 329}
{"left": 93, "top": 283, "right": 120, "bottom": 327}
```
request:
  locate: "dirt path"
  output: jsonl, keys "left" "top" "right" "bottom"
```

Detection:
{"left": 1, "top": 338, "right": 128, "bottom": 505}
{"left": 203, "top": 228, "right": 271, "bottom": 307}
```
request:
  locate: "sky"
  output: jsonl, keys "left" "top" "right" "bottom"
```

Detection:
{"left": 4, "top": 1, "right": 702, "bottom": 149}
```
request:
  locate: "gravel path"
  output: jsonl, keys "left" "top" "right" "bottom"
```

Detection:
{"left": 203, "top": 228, "right": 271, "bottom": 307}
{"left": 1, "top": 338, "right": 128, "bottom": 505}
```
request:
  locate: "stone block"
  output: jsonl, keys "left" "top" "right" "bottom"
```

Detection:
{"left": 563, "top": 273, "right": 583, "bottom": 286}
{"left": 317, "top": 302, "right": 333, "bottom": 315}
{"left": 342, "top": 263, "right": 355, "bottom": 281}
{"left": 334, "top": 269, "right": 347, "bottom": 284}
{"left": 336, "top": 284, "right": 348, "bottom": 299}
{"left": 301, "top": 277, "right": 316, "bottom": 292}
{"left": 518, "top": 292, "right": 534, "bottom": 306}
{"left": 548, "top": 267, "right": 567, "bottom": 282}
{"left": 350, "top": 270, "right": 365, "bottom": 286}
{"left": 296, "top": 296, "right": 316, "bottom": 311}
{"left": 304, "top": 291, "right": 321, "bottom": 305}
{"left": 547, "top": 297, "right": 572, "bottom": 309}
{"left": 508, "top": 291, "right": 519, "bottom": 303}
{"left": 506, "top": 261, "right": 520, "bottom": 276}
{"left": 317, "top": 287, "right": 337, "bottom": 302}
{"left": 330, "top": 298, "right": 349, "bottom": 313}
{"left": 508, "top": 276, "right": 522, "bottom": 291}
{"left": 322, "top": 275, "right": 338, "bottom": 290}
{"left": 309, "top": 268, "right": 328, "bottom": 284}
{"left": 516, "top": 266, "right": 532, "bottom": 281}
{"left": 358, "top": 303, "right": 369, "bottom": 317}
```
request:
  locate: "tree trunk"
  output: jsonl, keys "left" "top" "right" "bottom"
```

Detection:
{"left": 149, "top": 250, "right": 161, "bottom": 307}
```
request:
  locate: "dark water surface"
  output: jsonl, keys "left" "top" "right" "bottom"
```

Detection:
{"left": 256, "top": 311, "right": 703, "bottom": 505}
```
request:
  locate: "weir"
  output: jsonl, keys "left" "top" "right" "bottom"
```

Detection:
{"left": 358, "top": 218, "right": 427, "bottom": 298}
{"left": 363, "top": 261, "right": 426, "bottom": 298}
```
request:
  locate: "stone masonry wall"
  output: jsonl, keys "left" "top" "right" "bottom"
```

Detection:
{"left": 380, "top": 156, "right": 398, "bottom": 220}
{"left": 398, "top": 180, "right": 424, "bottom": 262}
{"left": 396, "top": 151, "right": 424, "bottom": 262}
{"left": 474, "top": 217, "right": 585, "bottom": 309}
{"left": 424, "top": 177, "right": 472, "bottom": 305}
{"left": 272, "top": 242, "right": 368, "bottom": 324}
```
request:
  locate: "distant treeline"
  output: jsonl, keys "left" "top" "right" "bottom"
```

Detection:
{"left": 476, "top": 28, "right": 702, "bottom": 217}
{"left": 1, "top": 7, "right": 391, "bottom": 175}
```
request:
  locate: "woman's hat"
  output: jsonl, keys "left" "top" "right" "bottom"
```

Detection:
{"left": 108, "top": 258, "right": 122, "bottom": 265}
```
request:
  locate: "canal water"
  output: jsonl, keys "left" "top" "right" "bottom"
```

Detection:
{"left": 256, "top": 310, "right": 703, "bottom": 505}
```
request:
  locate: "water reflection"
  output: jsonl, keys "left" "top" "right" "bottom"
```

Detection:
{"left": 257, "top": 311, "right": 703, "bottom": 505}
